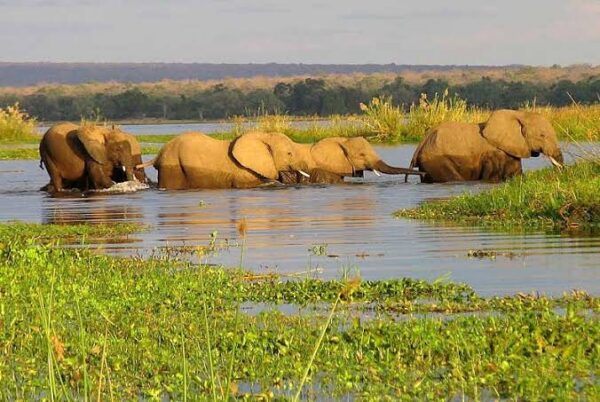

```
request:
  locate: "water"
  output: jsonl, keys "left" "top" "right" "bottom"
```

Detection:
{"left": 2, "top": 126, "right": 599, "bottom": 296}
{"left": 37, "top": 119, "right": 336, "bottom": 135}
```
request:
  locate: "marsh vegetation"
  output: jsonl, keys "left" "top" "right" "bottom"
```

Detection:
{"left": 1, "top": 222, "right": 598, "bottom": 400}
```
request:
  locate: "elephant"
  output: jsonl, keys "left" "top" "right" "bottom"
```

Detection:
{"left": 139, "top": 131, "right": 311, "bottom": 189}
{"left": 39, "top": 123, "right": 146, "bottom": 192}
{"left": 279, "top": 136, "right": 425, "bottom": 184}
{"left": 409, "top": 109, "right": 564, "bottom": 183}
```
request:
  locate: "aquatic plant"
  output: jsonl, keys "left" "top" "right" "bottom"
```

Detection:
{"left": 0, "top": 222, "right": 598, "bottom": 400}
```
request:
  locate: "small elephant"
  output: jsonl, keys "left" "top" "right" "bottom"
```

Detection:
{"left": 39, "top": 123, "right": 146, "bottom": 192}
{"left": 140, "top": 131, "right": 310, "bottom": 189}
{"left": 279, "top": 137, "right": 425, "bottom": 184}
{"left": 409, "top": 110, "right": 564, "bottom": 183}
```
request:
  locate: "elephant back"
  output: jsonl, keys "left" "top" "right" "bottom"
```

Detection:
{"left": 415, "top": 122, "right": 488, "bottom": 164}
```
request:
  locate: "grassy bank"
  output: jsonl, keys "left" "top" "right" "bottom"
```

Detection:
{"left": 1, "top": 101, "right": 598, "bottom": 161}
{"left": 0, "top": 145, "right": 162, "bottom": 160}
{"left": 0, "top": 222, "right": 599, "bottom": 400}
{"left": 396, "top": 160, "right": 600, "bottom": 230}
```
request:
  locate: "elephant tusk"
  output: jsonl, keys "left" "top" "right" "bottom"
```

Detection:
{"left": 122, "top": 166, "right": 127, "bottom": 172}
{"left": 298, "top": 170, "right": 311, "bottom": 178}
{"left": 373, "top": 169, "right": 381, "bottom": 177}
{"left": 548, "top": 156, "right": 563, "bottom": 169}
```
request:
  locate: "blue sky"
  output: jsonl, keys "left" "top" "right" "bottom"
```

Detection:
{"left": 1, "top": 0, "right": 599, "bottom": 65}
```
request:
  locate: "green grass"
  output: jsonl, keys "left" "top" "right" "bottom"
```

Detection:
{"left": 0, "top": 147, "right": 39, "bottom": 160}
{"left": 0, "top": 222, "right": 599, "bottom": 400}
{"left": 0, "top": 145, "right": 162, "bottom": 160}
{"left": 0, "top": 221, "right": 143, "bottom": 242}
{"left": 135, "top": 134, "right": 178, "bottom": 143}
{"left": 396, "top": 161, "right": 600, "bottom": 230}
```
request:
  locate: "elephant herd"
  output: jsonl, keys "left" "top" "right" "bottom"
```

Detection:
{"left": 38, "top": 109, "right": 563, "bottom": 192}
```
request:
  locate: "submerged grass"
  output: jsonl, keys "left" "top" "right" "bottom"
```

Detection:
{"left": 396, "top": 161, "right": 600, "bottom": 230}
{"left": 0, "top": 222, "right": 599, "bottom": 400}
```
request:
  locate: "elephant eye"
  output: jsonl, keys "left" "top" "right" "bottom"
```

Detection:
{"left": 287, "top": 151, "right": 292, "bottom": 156}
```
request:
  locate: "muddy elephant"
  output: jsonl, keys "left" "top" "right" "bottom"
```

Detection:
{"left": 39, "top": 123, "right": 146, "bottom": 192}
{"left": 139, "top": 131, "right": 310, "bottom": 189}
{"left": 279, "top": 137, "right": 425, "bottom": 184}
{"left": 409, "top": 110, "right": 564, "bottom": 183}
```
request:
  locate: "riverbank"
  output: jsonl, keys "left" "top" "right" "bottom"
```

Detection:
{"left": 395, "top": 159, "right": 600, "bottom": 231}
{"left": 1, "top": 222, "right": 598, "bottom": 400}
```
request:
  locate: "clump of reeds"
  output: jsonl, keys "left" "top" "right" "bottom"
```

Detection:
{"left": 359, "top": 96, "right": 405, "bottom": 141}
{"left": 0, "top": 103, "right": 39, "bottom": 143}
{"left": 403, "top": 90, "right": 488, "bottom": 139}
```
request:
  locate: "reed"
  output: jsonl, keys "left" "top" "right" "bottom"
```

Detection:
{"left": 0, "top": 103, "right": 39, "bottom": 143}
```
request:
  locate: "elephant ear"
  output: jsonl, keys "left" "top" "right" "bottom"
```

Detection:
{"left": 76, "top": 127, "right": 107, "bottom": 164}
{"left": 482, "top": 110, "right": 530, "bottom": 159}
{"left": 231, "top": 132, "right": 278, "bottom": 180}
{"left": 311, "top": 138, "right": 354, "bottom": 175}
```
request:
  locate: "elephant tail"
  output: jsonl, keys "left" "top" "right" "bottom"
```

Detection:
{"left": 39, "top": 159, "right": 45, "bottom": 170}
{"left": 136, "top": 157, "right": 157, "bottom": 170}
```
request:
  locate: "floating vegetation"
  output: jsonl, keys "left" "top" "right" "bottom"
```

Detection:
{"left": 0, "top": 222, "right": 598, "bottom": 400}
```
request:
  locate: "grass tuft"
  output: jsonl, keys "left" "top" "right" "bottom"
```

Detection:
{"left": 0, "top": 103, "right": 39, "bottom": 144}
{"left": 395, "top": 161, "right": 600, "bottom": 230}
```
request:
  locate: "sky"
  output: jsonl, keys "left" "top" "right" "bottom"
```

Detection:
{"left": 0, "top": 0, "right": 599, "bottom": 65}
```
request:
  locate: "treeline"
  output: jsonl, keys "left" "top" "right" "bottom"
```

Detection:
{"left": 1, "top": 77, "right": 599, "bottom": 121}
{"left": 0, "top": 62, "right": 508, "bottom": 86}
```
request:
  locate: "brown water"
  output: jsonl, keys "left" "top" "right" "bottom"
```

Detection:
{"left": 1, "top": 141, "right": 599, "bottom": 296}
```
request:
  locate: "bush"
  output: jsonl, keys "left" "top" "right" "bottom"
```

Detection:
{"left": 0, "top": 103, "right": 39, "bottom": 143}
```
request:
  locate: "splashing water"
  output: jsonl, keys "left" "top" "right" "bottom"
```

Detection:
{"left": 91, "top": 181, "right": 150, "bottom": 193}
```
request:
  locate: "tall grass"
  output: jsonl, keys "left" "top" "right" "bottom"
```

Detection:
{"left": 0, "top": 103, "right": 39, "bottom": 143}
{"left": 358, "top": 91, "right": 488, "bottom": 142}
{"left": 523, "top": 100, "right": 600, "bottom": 141}
{"left": 359, "top": 96, "right": 405, "bottom": 141}
{"left": 403, "top": 90, "right": 488, "bottom": 139}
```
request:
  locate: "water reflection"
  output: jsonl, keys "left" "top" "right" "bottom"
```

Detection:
{"left": 44, "top": 198, "right": 143, "bottom": 225}
{"left": 0, "top": 141, "right": 599, "bottom": 297}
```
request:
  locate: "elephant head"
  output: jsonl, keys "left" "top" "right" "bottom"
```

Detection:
{"left": 482, "top": 110, "right": 563, "bottom": 167}
{"left": 121, "top": 131, "right": 148, "bottom": 183}
{"left": 231, "top": 131, "right": 310, "bottom": 181}
{"left": 310, "top": 137, "right": 423, "bottom": 177}
{"left": 76, "top": 126, "right": 137, "bottom": 187}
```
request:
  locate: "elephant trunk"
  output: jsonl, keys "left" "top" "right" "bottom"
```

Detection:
{"left": 372, "top": 160, "right": 426, "bottom": 176}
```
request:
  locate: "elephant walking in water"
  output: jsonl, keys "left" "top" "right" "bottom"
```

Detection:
{"left": 409, "top": 110, "right": 564, "bottom": 183}
{"left": 139, "top": 131, "right": 310, "bottom": 189}
{"left": 279, "top": 136, "right": 425, "bottom": 184}
{"left": 39, "top": 123, "right": 147, "bottom": 192}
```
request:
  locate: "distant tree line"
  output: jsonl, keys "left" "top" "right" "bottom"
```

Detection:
{"left": 1, "top": 76, "right": 599, "bottom": 121}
